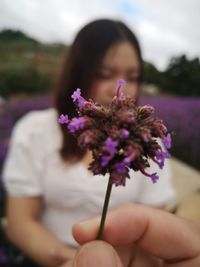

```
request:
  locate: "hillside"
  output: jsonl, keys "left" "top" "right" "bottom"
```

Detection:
{"left": 0, "top": 29, "right": 67, "bottom": 97}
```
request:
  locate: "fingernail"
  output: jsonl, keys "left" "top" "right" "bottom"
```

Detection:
{"left": 77, "top": 217, "right": 98, "bottom": 227}
{"left": 73, "top": 218, "right": 99, "bottom": 233}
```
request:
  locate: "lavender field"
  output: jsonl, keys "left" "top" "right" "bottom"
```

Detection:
{"left": 140, "top": 96, "right": 200, "bottom": 171}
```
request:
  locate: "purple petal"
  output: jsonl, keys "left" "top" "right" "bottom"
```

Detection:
{"left": 155, "top": 149, "right": 171, "bottom": 169}
{"left": 103, "top": 137, "right": 118, "bottom": 156}
{"left": 123, "top": 157, "right": 131, "bottom": 164}
{"left": 162, "top": 133, "right": 172, "bottom": 149}
{"left": 114, "top": 162, "right": 127, "bottom": 173}
{"left": 140, "top": 169, "right": 159, "bottom": 183}
{"left": 71, "top": 88, "right": 81, "bottom": 102}
{"left": 101, "top": 155, "right": 111, "bottom": 167}
{"left": 77, "top": 97, "right": 86, "bottom": 108}
{"left": 120, "top": 129, "right": 129, "bottom": 139}
{"left": 116, "top": 80, "right": 125, "bottom": 98}
{"left": 118, "top": 79, "right": 126, "bottom": 86}
{"left": 67, "top": 117, "right": 86, "bottom": 133}
{"left": 150, "top": 173, "right": 159, "bottom": 183}
{"left": 58, "top": 114, "right": 68, "bottom": 124}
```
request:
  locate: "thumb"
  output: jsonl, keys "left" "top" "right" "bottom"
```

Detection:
{"left": 73, "top": 241, "right": 123, "bottom": 267}
{"left": 50, "top": 245, "right": 76, "bottom": 264}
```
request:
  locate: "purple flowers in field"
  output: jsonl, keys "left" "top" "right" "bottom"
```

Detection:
{"left": 59, "top": 81, "right": 171, "bottom": 186}
{"left": 140, "top": 96, "right": 200, "bottom": 170}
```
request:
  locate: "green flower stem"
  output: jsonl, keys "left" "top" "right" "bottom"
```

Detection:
{"left": 97, "top": 178, "right": 113, "bottom": 240}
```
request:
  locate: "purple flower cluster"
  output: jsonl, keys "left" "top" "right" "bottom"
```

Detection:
{"left": 59, "top": 80, "right": 172, "bottom": 186}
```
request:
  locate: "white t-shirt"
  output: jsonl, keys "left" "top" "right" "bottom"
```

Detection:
{"left": 2, "top": 108, "right": 176, "bottom": 246}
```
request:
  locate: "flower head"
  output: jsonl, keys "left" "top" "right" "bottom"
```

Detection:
{"left": 60, "top": 80, "right": 172, "bottom": 186}
{"left": 60, "top": 80, "right": 173, "bottom": 242}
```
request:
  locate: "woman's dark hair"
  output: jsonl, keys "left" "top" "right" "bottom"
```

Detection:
{"left": 54, "top": 18, "right": 143, "bottom": 162}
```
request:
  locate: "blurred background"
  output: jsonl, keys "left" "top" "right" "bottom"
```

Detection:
{"left": 0, "top": 0, "right": 200, "bottom": 265}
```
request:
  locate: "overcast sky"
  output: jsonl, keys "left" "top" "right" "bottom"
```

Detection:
{"left": 0, "top": 0, "right": 199, "bottom": 70}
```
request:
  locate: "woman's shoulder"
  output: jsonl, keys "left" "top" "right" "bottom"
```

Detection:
{"left": 16, "top": 107, "right": 57, "bottom": 126}
{"left": 12, "top": 108, "right": 60, "bottom": 144}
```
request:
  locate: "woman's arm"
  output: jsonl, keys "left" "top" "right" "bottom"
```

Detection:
{"left": 6, "top": 197, "right": 76, "bottom": 267}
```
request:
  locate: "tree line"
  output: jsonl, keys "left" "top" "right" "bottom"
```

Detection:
{"left": 144, "top": 55, "right": 200, "bottom": 96}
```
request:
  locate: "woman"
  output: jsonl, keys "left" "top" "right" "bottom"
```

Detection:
{"left": 3, "top": 19, "right": 175, "bottom": 266}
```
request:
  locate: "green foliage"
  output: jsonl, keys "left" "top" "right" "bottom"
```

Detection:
{"left": 0, "top": 62, "right": 52, "bottom": 96}
{"left": 143, "top": 62, "right": 165, "bottom": 86}
{"left": 0, "top": 29, "right": 66, "bottom": 97}
{"left": 144, "top": 55, "right": 200, "bottom": 96}
{"left": 163, "top": 55, "right": 200, "bottom": 96}
{"left": 0, "top": 29, "right": 40, "bottom": 52}
{"left": 0, "top": 29, "right": 38, "bottom": 43}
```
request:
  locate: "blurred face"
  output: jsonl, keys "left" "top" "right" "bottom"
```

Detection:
{"left": 90, "top": 41, "right": 141, "bottom": 106}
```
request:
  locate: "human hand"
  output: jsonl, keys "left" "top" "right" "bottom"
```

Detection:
{"left": 50, "top": 244, "right": 77, "bottom": 267}
{"left": 69, "top": 203, "right": 200, "bottom": 267}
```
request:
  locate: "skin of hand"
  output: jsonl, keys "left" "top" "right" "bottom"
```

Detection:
{"left": 50, "top": 245, "right": 77, "bottom": 266}
{"left": 59, "top": 203, "right": 200, "bottom": 267}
